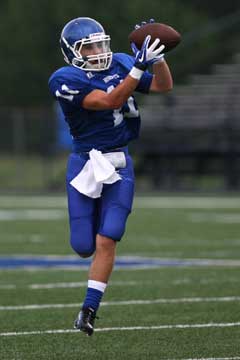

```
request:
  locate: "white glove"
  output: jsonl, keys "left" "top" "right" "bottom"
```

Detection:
{"left": 132, "top": 35, "right": 165, "bottom": 70}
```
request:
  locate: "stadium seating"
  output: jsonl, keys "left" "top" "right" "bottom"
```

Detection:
{"left": 133, "top": 53, "right": 240, "bottom": 189}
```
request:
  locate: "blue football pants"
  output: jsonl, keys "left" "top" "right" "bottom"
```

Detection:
{"left": 66, "top": 149, "right": 135, "bottom": 256}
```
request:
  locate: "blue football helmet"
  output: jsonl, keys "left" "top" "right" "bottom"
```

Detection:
{"left": 60, "top": 17, "right": 112, "bottom": 71}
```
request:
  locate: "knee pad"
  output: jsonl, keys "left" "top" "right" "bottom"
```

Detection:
{"left": 70, "top": 217, "right": 96, "bottom": 256}
{"left": 99, "top": 206, "right": 130, "bottom": 241}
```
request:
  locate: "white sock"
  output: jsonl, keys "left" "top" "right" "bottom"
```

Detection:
{"left": 88, "top": 280, "right": 107, "bottom": 293}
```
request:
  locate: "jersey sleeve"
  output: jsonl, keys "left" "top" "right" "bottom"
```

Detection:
{"left": 114, "top": 53, "right": 153, "bottom": 94}
{"left": 48, "top": 68, "right": 93, "bottom": 107}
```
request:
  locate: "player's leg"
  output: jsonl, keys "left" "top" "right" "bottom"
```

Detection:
{"left": 75, "top": 152, "right": 135, "bottom": 335}
{"left": 89, "top": 234, "right": 116, "bottom": 282}
{"left": 74, "top": 234, "right": 116, "bottom": 336}
{"left": 66, "top": 153, "right": 98, "bottom": 257}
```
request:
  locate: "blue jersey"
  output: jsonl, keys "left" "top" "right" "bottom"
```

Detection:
{"left": 48, "top": 53, "right": 153, "bottom": 152}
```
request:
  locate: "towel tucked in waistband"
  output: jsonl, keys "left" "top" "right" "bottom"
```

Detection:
{"left": 70, "top": 149, "right": 126, "bottom": 198}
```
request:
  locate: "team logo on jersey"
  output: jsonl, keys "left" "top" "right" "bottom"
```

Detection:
{"left": 103, "top": 74, "right": 120, "bottom": 83}
{"left": 86, "top": 72, "right": 94, "bottom": 79}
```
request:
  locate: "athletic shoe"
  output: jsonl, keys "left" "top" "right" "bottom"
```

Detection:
{"left": 74, "top": 307, "right": 98, "bottom": 336}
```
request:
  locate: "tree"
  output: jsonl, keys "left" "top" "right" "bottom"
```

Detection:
{"left": 0, "top": 0, "right": 216, "bottom": 106}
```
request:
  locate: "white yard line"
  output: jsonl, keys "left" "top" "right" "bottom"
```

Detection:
{"left": 134, "top": 197, "right": 240, "bottom": 209}
{"left": 0, "top": 234, "right": 47, "bottom": 243}
{"left": 1, "top": 296, "right": 240, "bottom": 311}
{"left": 0, "top": 196, "right": 67, "bottom": 208}
{"left": 0, "top": 284, "right": 16, "bottom": 290}
{"left": 0, "top": 209, "right": 66, "bottom": 221}
{"left": 1, "top": 196, "right": 240, "bottom": 221}
{"left": 0, "top": 278, "right": 238, "bottom": 290}
{"left": 1, "top": 195, "right": 240, "bottom": 209}
{"left": 29, "top": 280, "right": 139, "bottom": 289}
{"left": 0, "top": 281, "right": 140, "bottom": 290}
{"left": 1, "top": 322, "right": 240, "bottom": 337}
{"left": 189, "top": 213, "right": 240, "bottom": 224}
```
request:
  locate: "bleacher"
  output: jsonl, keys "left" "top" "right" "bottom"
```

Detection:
{"left": 133, "top": 54, "right": 240, "bottom": 189}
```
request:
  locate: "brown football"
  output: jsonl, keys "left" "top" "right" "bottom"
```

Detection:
{"left": 128, "top": 22, "right": 181, "bottom": 53}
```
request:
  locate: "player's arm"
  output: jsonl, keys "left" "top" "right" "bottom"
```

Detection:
{"left": 150, "top": 59, "right": 173, "bottom": 93}
{"left": 130, "top": 19, "right": 173, "bottom": 93}
{"left": 82, "top": 35, "right": 164, "bottom": 111}
{"left": 82, "top": 76, "right": 140, "bottom": 111}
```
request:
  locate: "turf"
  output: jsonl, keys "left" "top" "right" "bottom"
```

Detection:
{"left": 0, "top": 195, "right": 240, "bottom": 359}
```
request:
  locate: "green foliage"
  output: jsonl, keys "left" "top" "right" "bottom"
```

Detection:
{"left": 0, "top": 0, "right": 211, "bottom": 106}
{"left": 181, "top": 0, "right": 240, "bottom": 18}
{"left": 3, "top": 1, "right": 240, "bottom": 106}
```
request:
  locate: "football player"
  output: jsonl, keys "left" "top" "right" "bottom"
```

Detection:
{"left": 48, "top": 17, "right": 173, "bottom": 336}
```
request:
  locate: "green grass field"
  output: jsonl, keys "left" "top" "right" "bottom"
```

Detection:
{"left": 0, "top": 195, "right": 240, "bottom": 360}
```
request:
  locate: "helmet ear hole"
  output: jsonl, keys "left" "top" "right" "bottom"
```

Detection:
{"left": 75, "top": 42, "right": 81, "bottom": 55}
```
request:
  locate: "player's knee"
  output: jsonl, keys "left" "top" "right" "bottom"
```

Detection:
{"left": 96, "top": 234, "right": 116, "bottom": 251}
{"left": 70, "top": 218, "right": 96, "bottom": 257}
{"left": 70, "top": 236, "right": 95, "bottom": 257}
{"left": 78, "top": 252, "right": 93, "bottom": 258}
{"left": 101, "top": 221, "right": 126, "bottom": 241}
{"left": 100, "top": 207, "right": 130, "bottom": 241}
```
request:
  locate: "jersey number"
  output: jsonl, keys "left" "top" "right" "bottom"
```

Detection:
{"left": 107, "top": 85, "right": 139, "bottom": 127}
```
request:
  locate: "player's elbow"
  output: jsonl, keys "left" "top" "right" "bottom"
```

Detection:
{"left": 150, "top": 77, "right": 173, "bottom": 93}
{"left": 109, "top": 100, "right": 123, "bottom": 109}
{"left": 93, "top": 94, "right": 123, "bottom": 109}
{"left": 106, "top": 96, "right": 123, "bottom": 109}
{"left": 162, "top": 83, "right": 173, "bottom": 92}
{"left": 165, "top": 77, "right": 173, "bottom": 91}
{"left": 159, "top": 78, "right": 174, "bottom": 92}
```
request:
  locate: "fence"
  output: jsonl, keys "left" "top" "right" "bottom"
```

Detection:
{"left": 1, "top": 89, "right": 240, "bottom": 193}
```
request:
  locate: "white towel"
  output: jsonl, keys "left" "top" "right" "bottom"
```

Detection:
{"left": 70, "top": 149, "right": 126, "bottom": 198}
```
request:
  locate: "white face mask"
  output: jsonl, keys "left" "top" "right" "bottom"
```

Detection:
{"left": 72, "top": 34, "right": 112, "bottom": 71}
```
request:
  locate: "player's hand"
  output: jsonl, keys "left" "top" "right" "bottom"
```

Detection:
{"left": 134, "top": 18, "right": 155, "bottom": 30}
{"left": 132, "top": 35, "right": 165, "bottom": 71}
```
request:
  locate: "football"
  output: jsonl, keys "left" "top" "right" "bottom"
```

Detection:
{"left": 128, "top": 22, "right": 181, "bottom": 53}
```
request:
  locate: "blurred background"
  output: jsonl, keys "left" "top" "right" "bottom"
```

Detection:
{"left": 1, "top": 0, "right": 240, "bottom": 194}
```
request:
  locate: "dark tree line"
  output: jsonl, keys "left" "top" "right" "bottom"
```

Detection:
{"left": 0, "top": 0, "right": 239, "bottom": 106}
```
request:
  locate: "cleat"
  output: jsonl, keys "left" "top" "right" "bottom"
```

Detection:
{"left": 74, "top": 307, "right": 98, "bottom": 336}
